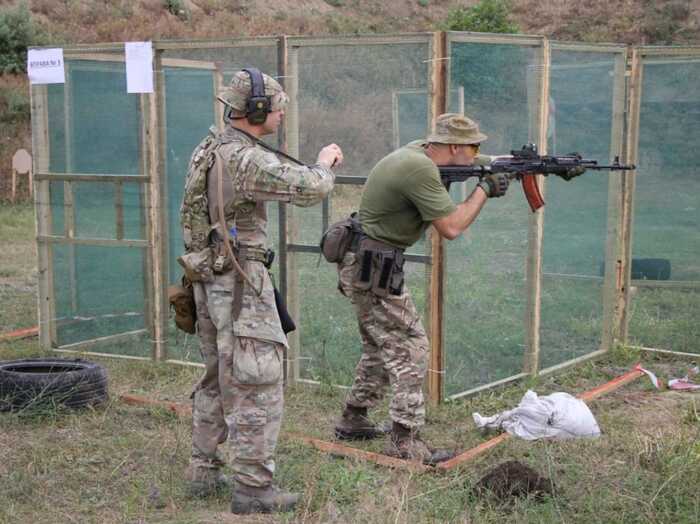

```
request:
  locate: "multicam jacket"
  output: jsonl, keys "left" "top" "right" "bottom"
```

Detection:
{"left": 180, "top": 125, "right": 335, "bottom": 345}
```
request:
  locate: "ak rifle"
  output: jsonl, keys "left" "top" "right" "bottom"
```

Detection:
{"left": 439, "top": 144, "right": 636, "bottom": 212}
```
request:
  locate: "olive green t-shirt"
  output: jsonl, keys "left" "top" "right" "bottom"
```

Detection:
{"left": 359, "top": 141, "right": 456, "bottom": 250}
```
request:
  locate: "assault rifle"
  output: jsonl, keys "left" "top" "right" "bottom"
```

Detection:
{"left": 439, "top": 144, "right": 636, "bottom": 212}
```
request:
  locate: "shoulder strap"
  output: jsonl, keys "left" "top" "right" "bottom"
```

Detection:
{"left": 214, "top": 149, "right": 262, "bottom": 297}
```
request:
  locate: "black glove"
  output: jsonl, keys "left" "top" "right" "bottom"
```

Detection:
{"left": 560, "top": 165, "right": 586, "bottom": 181}
{"left": 478, "top": 173, "right": 509, "bottom": 198}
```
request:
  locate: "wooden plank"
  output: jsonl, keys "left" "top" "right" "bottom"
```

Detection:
{"left": 288, "top": 33, "right": 431, "bottom": 48}
{"left": 37, "top": 235, "right": 148, "bottom": 248}
{"left": 31, "top": 84, "right": 57, "bottom": 348}
{"left": 139, "top": 94, "right": 155, "bottom": 346}
{"left": 601, "top": 52, "right": 628, "bottom": 351}
{"left": 277, "top": 35, "right": 289, "bottom": 384}
{"left": 290, "top": 434, "right": 431, "bottom": 473}
{"left": 447, "top": 32, "right": 543, "bottom": 47}
{"left": 0, "top": 326, "right": 39, "bottom": 343}
{"left": 447, "top": 373, "right": 528, "bottom": 401}
{"left": 63, "top": 65, "right": 79, "bottom": 316}
{"left": 637, "top": 346, "right": 700, "bottom": 360}
{"left": 54, "top": 328, "right": 147, "bottom": 352}
{"left": 538, "top": 349, "right": 607, "bottom": 376}
{"left": 154, "top": 38, "right": 278, "bottom": 51}
{"left": 619, "top": 49, "right": 643, "bottom": 343}
{"left": 285, "top": 45, "right": 301, "bottom": 384}
{"left": 119, "top": 393, "right": 192, "bottom": 417}
{"left": 34, "top": 173, "right": 148, "bottom": 182}
{"left": 522, "top": 38, "right": 549, "bottom": 375}
{"left": 426, "top": 31, "right": 447, "bottom": 406}
{"left": 550, "top": 42, "right": 627, "bottom": 53}
{"left": 115, "top": 180, "right": 124, "bottom": 240}
{"left": 213, "top": 67, "right": 224, "bottom": 132}
{"left": 161, "top": 58, "right": 218, "bottom": 70}
{"left": 146, "top": 49, "right": 168, "bottom": 361}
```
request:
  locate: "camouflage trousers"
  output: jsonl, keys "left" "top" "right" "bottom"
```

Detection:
{"left": 188, "top": 270, "right": 284, "bottom": 488}
{"left": 338, "top": 252, "right": 428, "bottom": 428}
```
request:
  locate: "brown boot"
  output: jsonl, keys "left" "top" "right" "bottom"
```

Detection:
{"left": 334, "top": 405, "right": 390, "bottom": 441}
{"left": 231, "top": 481, "right": 300, "bottom": 514}
{"left": 185, "top": 466, "right": 232, "bottom": 498}
{"left": 384, "top": 422, "right": 455, "bottom": 465}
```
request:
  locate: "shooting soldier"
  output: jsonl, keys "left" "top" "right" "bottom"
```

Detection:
{"left": 330, "top": 113, "right": 587, "bottom": 463}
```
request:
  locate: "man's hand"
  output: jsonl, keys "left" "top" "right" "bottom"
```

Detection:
{"left": 560, "top": 165, "right": 586, "bottom": 181}
{"left": 477, "top": 173, "right": 509, "bottom": 198}
{"left": 317, "top": 144, "right": 343, "bottom": 169}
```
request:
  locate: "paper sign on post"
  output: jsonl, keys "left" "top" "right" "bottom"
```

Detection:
{"left": 27, "top": 48, "right": 65, "bottom": 85}
{"left": 125, "top": 41, "right": 154, "bottom": 94}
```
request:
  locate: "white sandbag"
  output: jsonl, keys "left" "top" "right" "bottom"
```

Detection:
{"left": 473, "top": 390, "right": 601, "bottom": 441}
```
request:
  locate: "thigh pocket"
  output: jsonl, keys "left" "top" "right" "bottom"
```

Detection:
{"left": 233, "top": 407, "right": 266, "bottom": 461}
{"left": 232, "top": 338, "right": 283, "bottom": 386}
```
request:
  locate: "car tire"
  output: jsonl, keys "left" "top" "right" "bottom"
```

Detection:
{"left": 0, "top": 357, "right": 108, "bottom": 412}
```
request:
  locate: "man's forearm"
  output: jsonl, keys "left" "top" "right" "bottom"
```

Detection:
{"left": 432, "top": 186, "right": 488, "bottom": 239}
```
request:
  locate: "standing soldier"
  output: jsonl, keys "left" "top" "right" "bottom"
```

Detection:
{"left": 180, "top": 68, "right": 342, "bottom": 514}
{"left": 333, "top": 114, "right": 508, "bottom": 463}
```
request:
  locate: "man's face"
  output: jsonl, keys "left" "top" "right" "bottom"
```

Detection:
{"left": 451, "top": 144, "right": 479, "bottom": 165}
{"left": 260, "top": 110, "right": 284, "bottom": 135}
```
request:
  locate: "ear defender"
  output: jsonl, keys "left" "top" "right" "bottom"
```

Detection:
{"left": 242, "top": 67, "right": 271, "bottom": 125}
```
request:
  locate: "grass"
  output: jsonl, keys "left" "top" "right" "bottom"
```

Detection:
{"left": 1, "top": 200, "right": 700, "bottom": 522}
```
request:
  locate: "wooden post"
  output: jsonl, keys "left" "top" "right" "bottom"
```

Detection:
{"left": 284, "top": 43, "right": 301, "bottom": 384}
{"left": 277, "top": 35, "right": 291, "bottom": 385}
{"left": 601, "top": 51, "right": 628, "bottom": 351}
{"left": 145, "top": 48, "right": 168, "bottom": 361}
{"left": 63, "top": 65, "right": 79, "bottom": 315}
{"left": 619, "top": 48, "right": 642, "bottom": 343}
{"left": 426, "top": 31, "right": 447, "bottom": 405}
{"left": 31, "top": 85, "right": 57, "bottom": 349}
{"left": 522, "top": 38, "right": 549, "bottom": 375}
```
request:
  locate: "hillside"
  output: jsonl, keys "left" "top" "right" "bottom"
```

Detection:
{"left": 1, "top": 0, "right": 699, "bottom": 199}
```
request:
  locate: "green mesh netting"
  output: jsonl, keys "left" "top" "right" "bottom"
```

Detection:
{"left": 291, "top": 40, "right": 432, "bottom": 384}
{"left": 540, "top": 50, "right": 620, "bottom": 369}
{"left": 42, "top": 57, "right": 149, "bottom": 355}
{"left": 444, "top": 41, "right": 539, "bottom": 395}
{"left": 628, "top": 55, "right": 700, "bottom": 354}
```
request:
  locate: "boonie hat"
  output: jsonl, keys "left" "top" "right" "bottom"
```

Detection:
{"left": 426, "top": 113, "right": 488, "bottom": 145}
{"left": 218, "top": 70, "right": 289, "bottom": 118}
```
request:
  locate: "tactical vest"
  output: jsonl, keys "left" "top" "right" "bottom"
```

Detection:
{"left": 180, "top": 129, "right": 220, "bottom": 253}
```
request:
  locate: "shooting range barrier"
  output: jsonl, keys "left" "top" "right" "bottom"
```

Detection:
{"left": 29, "top": 34, "right": 700, "bottom": 403}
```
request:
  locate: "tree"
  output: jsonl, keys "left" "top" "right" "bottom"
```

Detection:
{"left": 443, "top": 0, "right": 519, "bottom": 34}
{"left": 0, "top": 1, "right": 45, "bottom": 75}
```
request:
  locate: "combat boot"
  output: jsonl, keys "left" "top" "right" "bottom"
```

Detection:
{"left": 384, "top": 422, "right": 455, "bottom": 465}
{"left": 230, "top": 481, "right": 301, "bottom": 514}
{"left": 334, "top": 405, "right": 391, "bottom": 440}
{"left": 185, "top": 467, "right": 232, "bottom": 498}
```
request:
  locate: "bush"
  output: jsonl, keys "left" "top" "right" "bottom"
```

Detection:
{"left": 443, "top": 0, "right": 519, "bottom": 34}
{"left": 0, "top": 1, "right": 45, "bottom": 75}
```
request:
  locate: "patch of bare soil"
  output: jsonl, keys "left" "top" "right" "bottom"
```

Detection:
{"left": 474, "top": 460, "right": 554, "bottom": 501}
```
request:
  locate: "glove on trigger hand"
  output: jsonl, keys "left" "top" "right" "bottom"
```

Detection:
{"left": 560, "top": 165, "right": 586, "bottom": 181}
{"left": 478, "top": 173, "right": 509, "bottom": 198}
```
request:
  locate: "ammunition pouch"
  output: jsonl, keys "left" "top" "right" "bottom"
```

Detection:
{"left": 177, "top": 248, "right": 215, "bottom": 283}
{"left": 168, "top": 276, "right": 197, "bottom": 334}
{"left": 320, "top": 212, "right": 362, "bottom": 263}
{"left": 352, "top": 237, "right": 405, "bottom": 297}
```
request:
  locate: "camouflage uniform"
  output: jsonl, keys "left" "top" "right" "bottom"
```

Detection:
{"left": 186, "top": 123, "right": 334, "bottom": 487}
{"left": 337, "top": 251, "right": 428, "bottom": 428}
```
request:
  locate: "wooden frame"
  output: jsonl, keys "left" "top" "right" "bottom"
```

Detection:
{"left": 30, "top": 35, "right": 699, "bottom": 395}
